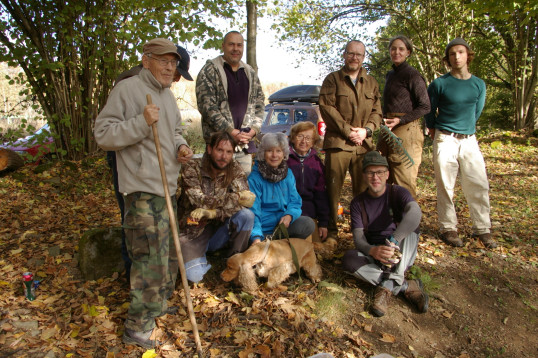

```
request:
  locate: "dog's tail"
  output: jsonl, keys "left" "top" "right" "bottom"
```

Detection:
{"left": 312, "top": 238, "right": 338, "bottom": 260}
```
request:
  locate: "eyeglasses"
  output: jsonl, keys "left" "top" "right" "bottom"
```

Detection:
{"left": 147, "top": 54, "right": 180, "bottom": 67}
{"left": 345, "top": 52, "right": 365, "bottom": 59}
{"left": 296, "top": 134, "right": 313, "bottom": 143}
{"left": 365, "top": 170, "right": 387, "bottom": 178}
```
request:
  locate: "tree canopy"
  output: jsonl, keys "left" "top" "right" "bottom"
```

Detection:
{"left": 0, "top": 0, "right": 238, "bottom": 160}
{"left": 273, "top": 0, "right": 537, "bottom": 130}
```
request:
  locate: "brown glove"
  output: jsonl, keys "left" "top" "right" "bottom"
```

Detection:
{"left": 190, "top": 208, "right": 217, "bottom": 221}
{"left": 238, "top": 190, "right": 256, "bottom": 208}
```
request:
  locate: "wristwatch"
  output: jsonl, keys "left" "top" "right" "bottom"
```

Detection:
{"left": 365, "top": 127, "right": 372, "bottom": 138}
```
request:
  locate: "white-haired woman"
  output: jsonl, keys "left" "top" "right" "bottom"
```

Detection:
{"left": 248, "top": 132, "right": 315, "bottom": 244}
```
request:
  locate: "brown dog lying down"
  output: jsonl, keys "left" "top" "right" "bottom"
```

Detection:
{"left": 221, "top": 238, "right": 322, "bottom": 292}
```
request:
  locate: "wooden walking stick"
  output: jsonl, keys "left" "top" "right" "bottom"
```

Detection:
{"left": 146, "top": 94, "right": 203, "bottom": 357}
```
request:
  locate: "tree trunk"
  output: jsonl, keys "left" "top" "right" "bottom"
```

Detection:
{"left": 0, "top": 148, "right": 24, "bottom": 176}
{"left": 246, "top": 0, "right": 258, "bottom": 72}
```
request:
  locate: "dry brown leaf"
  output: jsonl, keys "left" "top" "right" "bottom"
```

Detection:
{"left": 379, "top": 332, "right": 396, "bottom": 343}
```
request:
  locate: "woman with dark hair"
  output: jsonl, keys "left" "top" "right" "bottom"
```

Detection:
{"left": 248, "top": 132, "right": 315, "bottom": 244}
{"left": 378, "top": 35, "right": 430, "bottom": 198}
{"left": 288, "top": 121, "right": 329, "bottom": 242}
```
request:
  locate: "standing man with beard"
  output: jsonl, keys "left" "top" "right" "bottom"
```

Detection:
{"left": 196, "top": 31, "right": 265, "bottom": 175}
{"left": 176, "top": 131, "right": 256, "bottom": 283}
{"left": 319, "top": 40, "right": 383, "bottom": 241}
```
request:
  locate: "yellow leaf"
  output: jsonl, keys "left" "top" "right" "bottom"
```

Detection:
{"left": 88, "top": 305, "right": 99, "bottom": 317}
{"left": 0, "top": 281, "right": 10, "bottom": 286}
{"left": 359, "top": 311, "right": 372, "bottom": 319}
{"left": 37, "top": 272, "right": 47, "bottom": 278}
{"left": 10, "top": 248, "right": 22, "bottom": 255}
{"left": 70, "top": 325, "right": 80, "bottom": 338}
{"left": 442, "top": 311, "right": 453, "bottom": 319}
{"left": 142, "top": 349, "right": 157, "bottom": 358}
{"left": 66, "top": 354, "right": 74, "bottom": 357}
{"left": 98, "top": 296, "right": 105, "bottom": 305}
{"left": 226, "top": 292, "right": 240, "bottom": 305}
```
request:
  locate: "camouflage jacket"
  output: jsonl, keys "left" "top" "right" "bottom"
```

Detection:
{"left": 195, "top": 56, "right": 265, "bottom": 143}
{"left": 177, "top": 154, "right": 250, "bottom": 240}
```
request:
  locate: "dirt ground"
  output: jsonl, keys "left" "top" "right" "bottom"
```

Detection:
{"left": 1, "top": 133, "right": 537, "bottom": 357}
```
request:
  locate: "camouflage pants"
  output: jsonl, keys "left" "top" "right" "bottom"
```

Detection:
{"left": 123, "top": 192, "right": 179, "bottom": 332}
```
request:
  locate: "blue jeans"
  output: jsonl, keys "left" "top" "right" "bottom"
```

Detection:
{"left": 184, "top": 209, "right": 254, "bottom": 283}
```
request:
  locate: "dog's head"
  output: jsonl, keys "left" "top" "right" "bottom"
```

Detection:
{"left": 220, "top": 253, "right": 241, "bottom": 282}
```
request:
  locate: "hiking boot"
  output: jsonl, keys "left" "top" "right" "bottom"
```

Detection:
{"left": 371, "top": 287, "right": 392, "bottom": 317}
{"left": 474, "top": 233, "right": 497, "bottom": 249}
{"left": 440, "top": 231, "right": 463, "bottom": 247}
{"left": 123, "top": 328, "right": 158, "bottom": 349}
{"left": 404, "top": 279, "right": 429, "bottom": 313}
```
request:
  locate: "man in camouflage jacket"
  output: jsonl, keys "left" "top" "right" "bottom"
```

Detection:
{"left": 195, "top": 31, "right": 265, "bottom": 174}
{"left": 177, "top": 131, "right": 256, "bottom": 282}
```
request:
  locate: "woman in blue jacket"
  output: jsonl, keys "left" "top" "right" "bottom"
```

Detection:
{"left": 248, "top": 132, "right": 315, "bottom": 244}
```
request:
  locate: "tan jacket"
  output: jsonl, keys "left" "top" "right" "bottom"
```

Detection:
{"left": 320, "top": 67, "right": 382, "bottom": 152}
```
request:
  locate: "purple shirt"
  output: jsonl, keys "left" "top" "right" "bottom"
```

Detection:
{"left": 350, "top": 184, "right": 416, "bottom": 245}
{"left": 223, "top": 63, "right": 249, "bottom": 129}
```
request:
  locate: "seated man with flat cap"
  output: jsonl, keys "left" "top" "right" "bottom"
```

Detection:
{"left": 342, "top": 151, "right": 428, "bottom": 317}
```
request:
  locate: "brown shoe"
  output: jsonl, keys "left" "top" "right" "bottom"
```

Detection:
{"left": 441, "top": 231, "right": 463, "bottom": 247}
{"left": 371, "top": 287, "right": 392, "bottom": 317}
{"left": 475, "top": 233, "right": 497, "bottom": 249}
{"left": 404, "top": 279, "right": 429, "bottom": 313}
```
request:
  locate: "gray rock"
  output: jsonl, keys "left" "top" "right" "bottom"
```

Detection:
{"left": 78, "top": 227, "right": 124, "bottom": 281}
{"left": 12, "top": 320, "right": 39, "bottom": 331}
{"left": 48, "top": 245, "right": 61, "bottom": 257}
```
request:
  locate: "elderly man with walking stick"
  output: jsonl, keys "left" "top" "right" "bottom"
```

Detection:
{"left": 94, "top": 38, "right": 197, "bottom": 350}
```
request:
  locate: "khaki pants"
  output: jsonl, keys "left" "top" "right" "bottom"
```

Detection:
{"left": 433, "top": 131, "right": 491, "bottom": 234}
{"left": 377, "top": 120, "right": 424, "bottom": 198}
{"left": 325, "top": 148, "right": 367, "bottom": 237}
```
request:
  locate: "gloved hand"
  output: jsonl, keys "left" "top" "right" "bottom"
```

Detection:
{"left": 238, "top": 190, "right": 256, "bottom": 208}
{"left": 189, "top": 208, "right": 217, "bottom": 221}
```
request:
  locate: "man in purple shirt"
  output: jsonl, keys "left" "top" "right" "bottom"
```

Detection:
{"left": 342, "top": 151, "right": 428, "bottom": 317}
{"left": 196, "top": 31, "right": 265, "bottom": 175}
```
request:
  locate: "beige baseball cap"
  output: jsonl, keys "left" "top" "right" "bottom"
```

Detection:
{"left": 143, "top": 38, "right": 181, "bottom": 59}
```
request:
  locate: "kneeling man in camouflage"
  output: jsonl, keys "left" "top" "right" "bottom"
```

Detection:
{"left": 343, "top": 151, "right": 428, "bottom": 317}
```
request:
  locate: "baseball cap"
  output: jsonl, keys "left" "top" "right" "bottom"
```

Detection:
{"left": 445, "top": 38, "right": 470, "bottom": 57}
{"left": 143, "top": 38, "right": 180, "bottom": 58}
{"left": 362, "top": 151, "right": 389, "bottom": 172}
{"left": 175, "top": 45, "right": 193, "bottom": 81}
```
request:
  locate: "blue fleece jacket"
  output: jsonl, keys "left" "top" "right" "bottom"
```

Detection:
{"left": 248, "top": 161, "right": 303, "bottom": 241}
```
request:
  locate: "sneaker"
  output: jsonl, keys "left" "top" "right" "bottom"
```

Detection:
{"left": 440, "top": 231, "right": 463, "bottom": 247}
{"left": 123, "top": 328, "right": 158, "bottom": 349}
{"left": 404, "top": 279, "right": 429, "bottom": 313}
{"left": 474, "top": 233, "right": 497, "bottom": 249}
{"left": 371, "top": 287, "right": 392, "bottom": 317}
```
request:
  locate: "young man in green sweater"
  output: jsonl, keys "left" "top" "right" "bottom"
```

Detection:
{"left": 425, "top": 38, "right": 496, "bottom": 249}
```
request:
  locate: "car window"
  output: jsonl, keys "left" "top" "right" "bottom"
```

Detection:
{"left": 269, "top": 108, "right": 290, "bottom": 125}
{"left": 294, "top": 109, "right": 308, "bottom": 123}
